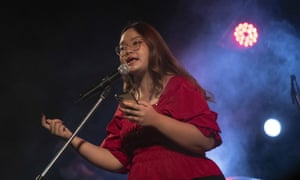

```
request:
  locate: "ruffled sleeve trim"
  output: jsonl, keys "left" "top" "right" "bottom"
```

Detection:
{"left": 157, "top": 76, "right": 222, "bottom": 146}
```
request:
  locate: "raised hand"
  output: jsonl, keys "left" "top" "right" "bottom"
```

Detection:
{"left": 41, "top": 114, "right": 72, "bottom": 139}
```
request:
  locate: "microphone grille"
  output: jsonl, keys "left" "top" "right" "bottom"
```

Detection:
{"left": 118, "top": 64, "right": 130, "bottom": 75}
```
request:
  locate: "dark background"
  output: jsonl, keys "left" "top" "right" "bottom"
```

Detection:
{"left": 1, "top": 0, "right": 300, "bottom": 179}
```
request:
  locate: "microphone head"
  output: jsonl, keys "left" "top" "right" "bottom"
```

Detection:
{"left": 118, "top": 64, "right": 130, "bottom": 75}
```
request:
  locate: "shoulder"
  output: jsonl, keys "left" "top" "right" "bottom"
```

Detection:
{"left": 166, "top": 75, "right": 198, "bottom": 89}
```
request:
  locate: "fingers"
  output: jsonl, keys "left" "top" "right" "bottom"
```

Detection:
{"left": 122, "top": 108, "right": 138, "bottom": 117}
{"left": 125, "top": 115, "right": 139, "bottom": 122}
{"left": 120, "top": 100, "right": 139, "bottom": 110}
{"left": 120, "top": 100, "right": 151, "bottom": 115}
{"left": 41, "top": 115, "right": 69, "bottom": 137}
{"left": 49, "top": 120, "right": 64, "bottom": 134}
{"left": 41, "top": 114, "right": 48, "bottom": 128}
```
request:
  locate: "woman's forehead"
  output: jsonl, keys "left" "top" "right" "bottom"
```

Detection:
{"left": 119, "top": 29, "right": 141, "bottom": 43}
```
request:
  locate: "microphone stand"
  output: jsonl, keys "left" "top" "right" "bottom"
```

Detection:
{"left": 36, "top": 86, "right": 112, "bottom": 180}
{"left": 291, "top": 75, "right": 300, "bottom": 111}
{"left": 294, "top": 78, "right": 300, "bottom": 111}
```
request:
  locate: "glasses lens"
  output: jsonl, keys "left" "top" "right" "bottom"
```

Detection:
{"left": 132, "top": 40, "right": 142, "bottom": 51}
{"left": 115, "top": 46, "right": 120, "bottom": 56}
{"left": 115, "top": 40, "right": 143, "bottom": 56}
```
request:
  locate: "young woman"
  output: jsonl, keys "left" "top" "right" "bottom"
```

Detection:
{"left": 42, "top": 21, "right": 225, "bottom": 180}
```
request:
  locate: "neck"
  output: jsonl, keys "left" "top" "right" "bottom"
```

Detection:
{"left": 135, "top": 74, "right": 153, "bottom": 101}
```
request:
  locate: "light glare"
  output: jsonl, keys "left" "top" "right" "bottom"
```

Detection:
{"left": 264, "top": 118, "right": 281, "bottom": 137}
{"left": 233, "top": 22, "right": 259, "bottom": 48}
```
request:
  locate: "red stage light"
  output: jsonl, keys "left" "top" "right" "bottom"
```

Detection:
{"left": 233, "top": 22, "right": 258, "bottom": 48}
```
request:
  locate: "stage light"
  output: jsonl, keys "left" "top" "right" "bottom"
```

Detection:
{"left": 233, "top": 22, "right": 258, "bottom": 48}
{"left": 264, "top": 118, "right": 281, "bottom": 137}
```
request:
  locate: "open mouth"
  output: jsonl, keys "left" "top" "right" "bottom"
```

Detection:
{"left": 126, "top": 57, "right": 138, "bottom": 65}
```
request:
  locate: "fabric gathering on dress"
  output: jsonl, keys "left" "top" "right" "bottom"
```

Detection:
{"left": 100, "top": 76, "right": 224, "bottom": 180}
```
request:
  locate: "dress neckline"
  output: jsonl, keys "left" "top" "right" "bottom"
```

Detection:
{"left": 152, "top": 75, "right": 178, "bottom": 107}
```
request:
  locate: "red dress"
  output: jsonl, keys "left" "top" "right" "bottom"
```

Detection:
{"left": 100, "top": 76, "right": 224, "bottom": 180}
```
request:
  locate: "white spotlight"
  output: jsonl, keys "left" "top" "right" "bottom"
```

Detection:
{"left": 264, "top": 118, "right": 281, "bottom": 137}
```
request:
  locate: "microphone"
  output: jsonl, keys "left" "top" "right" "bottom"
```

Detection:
{"left": 77, "top": 64, "right": 129, "bottom": 102}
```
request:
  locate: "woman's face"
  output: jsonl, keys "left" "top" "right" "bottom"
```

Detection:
{"left": 119, "top": 28, "right": 150, "bottom": 76}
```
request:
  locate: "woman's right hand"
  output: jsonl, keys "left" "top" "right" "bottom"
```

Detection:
{"left": 41, "top": 114, "right": 72, "bottom": 140}
{"left": 41, "top": 114, "right": 124, "bottom": 171}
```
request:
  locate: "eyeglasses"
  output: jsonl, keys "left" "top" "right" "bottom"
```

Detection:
{"left": 115, "top": 39, "right": 144, "bottom": 56}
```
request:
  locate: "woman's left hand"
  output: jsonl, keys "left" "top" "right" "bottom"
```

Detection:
{"left": 120, "top": 100, "right": 159, "bottom": 126}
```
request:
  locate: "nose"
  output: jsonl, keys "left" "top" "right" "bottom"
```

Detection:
{"left": 126, "top": 46, "right": 135, "bottom": 53}
{"left": 123, "top": 47, "right": 134, "bottom": 57}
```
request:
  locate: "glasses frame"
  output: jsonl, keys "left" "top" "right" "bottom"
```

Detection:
{"left": 115, "top": 39, "right": 144, "bottom": 57}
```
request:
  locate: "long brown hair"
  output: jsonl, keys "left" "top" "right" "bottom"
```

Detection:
{"left": 120, "top": 21, "right": 214, "bottom": 102}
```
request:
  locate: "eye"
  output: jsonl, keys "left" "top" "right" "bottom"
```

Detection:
{"left": 119, "top": 45, "right": 127, "bottom": 51}
{"left": 132, "top": 40, "right": 143, "bottom": 46}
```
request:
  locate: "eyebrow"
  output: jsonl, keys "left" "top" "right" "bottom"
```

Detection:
{"left": 119, "top": 36, "right": 143, "bottom": 45}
